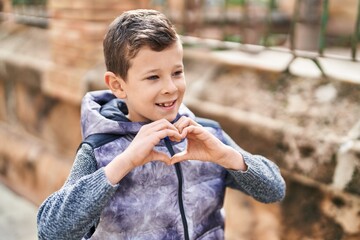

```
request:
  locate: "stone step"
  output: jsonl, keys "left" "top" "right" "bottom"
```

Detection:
{"left": 0, "top": 183, "right": 37, "bottom": 240}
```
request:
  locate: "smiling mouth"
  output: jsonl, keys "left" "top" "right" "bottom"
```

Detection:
{"left": 156, "top": 100, "right": 176, "bottom": 108}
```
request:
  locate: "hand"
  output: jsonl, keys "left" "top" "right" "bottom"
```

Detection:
{"left": 171, "top": 117, "right": 224, "bottom": 164}
{"left": 171, "top": 116, "right": 244, "bottom": 170}
{"left": 104, "top": 119, "right": 182, "bottom": 184}
{"left": 124, "top": 119, "right": 183, "bottom": 167}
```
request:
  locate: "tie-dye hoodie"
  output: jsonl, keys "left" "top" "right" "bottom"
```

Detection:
{"left": 37, "top": 90, "right": 285, "bottom": 240}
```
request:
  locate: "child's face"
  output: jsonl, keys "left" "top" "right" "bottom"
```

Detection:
{"left": 121, "top": 40, "right": 186, "bottom": 123}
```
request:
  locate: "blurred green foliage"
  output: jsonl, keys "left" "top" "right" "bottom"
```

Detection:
{"left": 227, "top": 0, "right": 246, "bottom": 6}
{"left": 12, "top": 0, "right": 46, "bottom": 6}
{"left": 227, "top": 0, "right": 275, "bottom": 7}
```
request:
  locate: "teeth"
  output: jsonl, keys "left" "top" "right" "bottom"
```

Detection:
{"left": 158, "top": 101, "right": 174, "bottom": 107}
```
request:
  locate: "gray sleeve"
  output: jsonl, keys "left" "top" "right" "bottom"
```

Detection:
{"left": 222, "top": 130, "right": 286, "bottom": 203}
{"left": 37, "top": 144, "right": 118, "bottom": 240}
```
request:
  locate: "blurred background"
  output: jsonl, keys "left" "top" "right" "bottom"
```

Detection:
{"left": 0, "top": 0, "right": 359, "bottom": 239}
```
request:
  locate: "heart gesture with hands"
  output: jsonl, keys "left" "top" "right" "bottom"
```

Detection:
{"left": 105, "top": 117, "right": 246, "bottom": 185}
{"left": 171, "top": 117, "right": 246, "bottom": 171}
{"left": 124, "top": 116, "right": 243, "bottom": 170}
{"left": 124, "top": 119, "right": 183, "bottom": 167}
{"left": 105, "top": 119, "right": 182, "bottom": 184}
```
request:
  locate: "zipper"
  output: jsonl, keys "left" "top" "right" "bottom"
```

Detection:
{"left": 164, "top": 138, "right": 190, "bottom": 240}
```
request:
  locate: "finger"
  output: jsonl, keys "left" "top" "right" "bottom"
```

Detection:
{"left": 172, "top": 116, "right": 187, "bottom": 132}
{"left": 168, "top": 136, "right": 183, "bottom": 142}
{"left": 142, "top": 119, "right": 179, "bottom": 133}
{"left": 171, "top": 151, "right": 188, "bottom": 164}
{"left": 138, "top": 120, "right": 181, "bottom": 142}
{"left": 131, "top": 128, "right": 182, "bottom": 154}
{"left": 174, "top": 116, "right": 199, "bottom": 133}
{"left": 180, "top": 125, "right": 203, "bottom": 139}
{"left": 153, "top": 150, "right": 172, "bottom": 165}
{"left": 152, "top": 129, "right": 183, "bottom": 143}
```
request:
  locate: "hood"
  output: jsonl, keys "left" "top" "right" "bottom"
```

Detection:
{"left": 80, "top": 90, "right": 195, "bottom": 139}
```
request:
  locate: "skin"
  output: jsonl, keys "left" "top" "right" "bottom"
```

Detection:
{"left": 103, "top": 40, "right": 247, "bottom": 185}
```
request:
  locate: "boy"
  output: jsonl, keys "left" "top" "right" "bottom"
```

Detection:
{"left": 37, "top": 9, "right": 285, "bottom": 240}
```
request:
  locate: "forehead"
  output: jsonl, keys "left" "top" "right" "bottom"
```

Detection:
{"left": 129, "top": 41, "right": 183, "bottom": 72}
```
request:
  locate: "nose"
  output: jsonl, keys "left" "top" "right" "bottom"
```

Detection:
{"left": 161, "top": 78, "right": 177, "bottom": 94}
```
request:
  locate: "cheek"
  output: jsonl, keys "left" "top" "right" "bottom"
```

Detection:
{"left": 177, "top": 80, "right": 186, "bottom": 93}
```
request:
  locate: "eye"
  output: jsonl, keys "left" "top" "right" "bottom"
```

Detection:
{"left": 172, "top": 70, "right": 184, "bottom": 77}
{"left": 147, "top": 75, "right": 159, "bottom": 80}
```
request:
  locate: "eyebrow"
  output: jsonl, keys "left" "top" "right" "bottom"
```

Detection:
{"left": 143, "top": 64, "right": 184, "bottom": 75}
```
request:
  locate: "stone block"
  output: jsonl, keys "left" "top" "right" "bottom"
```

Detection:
{"left": 224, "top": 188, "right": 282, "bottom": 240}
{"left": 12, "top": 79, "right": 82, "bottom": 155}
{"left": 42, "top": 67, "right": 88, "bottom": 104}
{"left": 14, "top": 82, "right": 45, "bottom": 136}
{"left": 2, "top": 63, "right": 43, "bottom": 134}
{"left": 83, "top": 62, "right": 107, "bottom": 91}
{"left": 50, "top": 19, "right": 108, "bottom": 41}
{"left": 1, "top": 0, "right": 12, "bottom": 13}
{"left": 1, "top": 60, "right": 48, "bottom": 128}
{"left": 281, "top": 175, "right": 360, "bottom": 238}
{"left": 0, "top": 79, "right": 6, "bottom": 122}
{"left": 0, "top": 125, "right": 72, "bottom": 205}
{"left": 49, "top": 0, "right": 151, "bottom": 21}
{"left": 40, "top": 99, "right": 82, "bottom": 156}
{"left": 49, "top": 0, "right": 142, "bottom": 11}
{"left": 4, "top": 60, "right": 42, "bottom": 91}
{"left": 49, "top": 19, "right": 107, "bottom": 69}
{"left": 34, "top": 148, "right": 72, "bottom": 204}
{"left": 50, "top": 43, "right": 103, "bottom": 69}
{"left": 51, "top": 8, "right": 128, "bottom": 22}
{"left": 333, "top": 141, "right": 360, "bottom": 195}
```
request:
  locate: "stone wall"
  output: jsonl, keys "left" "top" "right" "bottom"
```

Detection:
{"left": 0, "top": 0, "right": 151, "bottom": 204}
{"left": 180, "top": 51, "right": 360, "bottom": 239}
{"left": 0, "top": 23, "right": 79, "bottom": 204}
{"left": 45, "top": 0, "right": 150, "bottom": 103}
{"left": 0, "top": 0, "right": 359, "bottom": 239}
{"left": 82, "top": 47, "right": 360, "bottom": 239}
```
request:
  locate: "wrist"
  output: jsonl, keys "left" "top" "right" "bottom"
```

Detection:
{"left": 104, "top": 153, "right": 135, "bottom": 185}
{"left": 221, "top": 146, "right": 247, "bottom": 171}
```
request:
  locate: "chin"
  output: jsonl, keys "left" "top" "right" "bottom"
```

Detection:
{"left": 164, "top": 114, "right": 178, "bottom": 123}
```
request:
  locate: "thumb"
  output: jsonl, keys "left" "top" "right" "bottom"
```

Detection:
{"left": 171, "top": 151, "right": 189, "bottom": 164}
{"left": 153, "top": 150, "right": 172, "bottom": 165}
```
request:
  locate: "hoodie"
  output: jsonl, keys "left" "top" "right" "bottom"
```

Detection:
{"left": 37, "top": 90, "right": 285, "bottom": 240}
{"left": 83, "top": 90, "right": 229, "bottom": 239}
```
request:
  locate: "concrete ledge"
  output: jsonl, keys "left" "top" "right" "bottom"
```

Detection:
{"left": 0, "top": 124, "right": 72, "bottom": 205}
{"left": 184, "top": 46, "right": 360, "bottom": 84}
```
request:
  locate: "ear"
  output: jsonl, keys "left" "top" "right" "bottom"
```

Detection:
{"left": 104, "top": 71, "right": 127, "bottom": 99}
